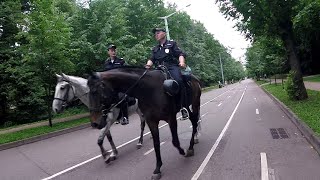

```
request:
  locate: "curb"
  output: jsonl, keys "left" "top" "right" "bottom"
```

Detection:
{"left": 0, "top": 123, "right": 91, "bottom": 151}
{"left": 261, "top": 87, "right": 320, "bottom": 155}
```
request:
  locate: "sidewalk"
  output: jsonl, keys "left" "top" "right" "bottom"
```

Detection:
{"left": 304, "top": 81, "right": 320, "bottom": 91}
{"left": 261, "top": 78, "right": 320, "bottom": 91}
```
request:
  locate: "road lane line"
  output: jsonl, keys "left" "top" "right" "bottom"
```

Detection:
{"left": 144, "top": 142, "right": 165, "bottom": 155}
{"left": 227, "top": 95, "right": 231, "bottom": 98}
{"left": 191, "top": 85, "right": 247, "bottom": 180}
{"left": 256, "top": 109, "right": 259, "bottom": 115}
{"left": 260, "top": 152, "right": 269, "bottom": 180}
{"left": 218, "top": 102, "right": 222, "bottom": 106}
{"left": 42, "top": 86, "right": 241, "bottom": 180}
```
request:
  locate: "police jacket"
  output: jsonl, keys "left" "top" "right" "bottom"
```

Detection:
{"left": 104, "top": 57, "right": 125, "bottom": 70}
{"left": 150, "top": 40, "right": 186, "bottom": 66}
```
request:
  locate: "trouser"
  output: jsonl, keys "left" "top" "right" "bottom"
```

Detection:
{"left": 167, "top": 65, "right": 187, "bottom": 109}
{"left": 118, "top": 93, "right": 129, "bottom": 119}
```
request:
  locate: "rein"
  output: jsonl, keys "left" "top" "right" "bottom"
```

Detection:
{"left": 101, "top": 69, "right": 148, "bottom": 115}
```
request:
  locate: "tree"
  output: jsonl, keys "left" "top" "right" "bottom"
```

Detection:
{"left": 22, "top": 0, "right": 74, "bottom": 126}
{"left": 216, "top": 0, "right": 308, "bottom": 100}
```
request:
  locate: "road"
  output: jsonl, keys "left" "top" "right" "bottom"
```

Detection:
{"left": 0, "top": 79, "right": 319, "bottom": 180}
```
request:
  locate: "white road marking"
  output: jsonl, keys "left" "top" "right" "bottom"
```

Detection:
{"left": 260, "top": 152, "right": 269, "bottom": 180}
{"left": 256, "top": 109, "right": 260, "bottom": 115}
{"left": 41, "top": 86, "right": 240, "bottom": 180}
{"left": 227, "top": 95, "right": 231, "bottom": 98}
{"left": 218, "top": 102, "right": 222, "bottom": 106}
{"left": 254, "top": 97, "right": 258, "bottom": 102}
{"left": 191, "top": 86, "right": 247, "bottom": 180}
{"left": 144, "top": 142, "right": 165, "bottom": 155}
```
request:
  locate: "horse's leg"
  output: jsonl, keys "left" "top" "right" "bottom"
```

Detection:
{"left": 147, "top": 120, "right": 162, "bottom": 180}
{"left": 98, "top": 127, "right": 109, "bottom": 160}
{"left": 168, "top": 115, "right": 185, "bottom": 156}
{"left": 136, "top": 108, "right": 145, "bottom": 149}
{"left": 186, "top": 97, "right": 201, "bottom": 157}
{"left": 104, "top": 129, "right": 118, "bottom": 163}
{"left": 103, "top": 109, "right": 120, "bottom": 164}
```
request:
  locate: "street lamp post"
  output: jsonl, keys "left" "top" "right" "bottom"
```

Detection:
{"left": 158, "top": 4, "right": 191, "bottom": 40}
{"left": 219, "top": 53, "right": 225, "bottom": 85}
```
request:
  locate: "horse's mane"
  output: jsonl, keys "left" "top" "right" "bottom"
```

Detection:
{"left": 61, "top": 74, "right": 88, "bottom": 91}
{"left": 100, "top": 65, "right": 148, "bottom": 75}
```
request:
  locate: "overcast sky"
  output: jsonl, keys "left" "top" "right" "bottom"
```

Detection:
{"left": 163, "top": 0, "right": 251, "bottom": 63}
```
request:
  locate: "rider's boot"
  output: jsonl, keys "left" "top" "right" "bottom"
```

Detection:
{"left": 180, "top": 86, "right": 189, "bottom": 121}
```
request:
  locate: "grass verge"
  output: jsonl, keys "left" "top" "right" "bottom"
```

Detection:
{"left": 202, "top": 85, "right": 219, "bottom": 92}
{"left": 0, "top": 117, "right": 89, "bottom": 145}
{"left": 303, "top": 75, "right": 320, "bottom": 82}
{"left": 263, "top": 84, "right": 320, "bottom": 137}
{"left": 0, "top": 106, "right": 88, "bottom": 130}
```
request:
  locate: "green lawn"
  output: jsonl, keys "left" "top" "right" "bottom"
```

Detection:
{"left": 303, "top": 75, "right": 320, "bottom": 82}
{"left": 0, "top": 117, "right": 89, "bottom": 145}
{"left": 263, "top": 84, "right": 320, "bottom": 137}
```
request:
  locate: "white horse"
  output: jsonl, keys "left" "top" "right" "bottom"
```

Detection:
{"left": 52, "top": 73, "right": 147, "bottom": 163}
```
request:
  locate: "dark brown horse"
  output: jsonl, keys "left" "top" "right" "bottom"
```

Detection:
{"left": 88, "top": 66, "right": 201, "bottom": 180}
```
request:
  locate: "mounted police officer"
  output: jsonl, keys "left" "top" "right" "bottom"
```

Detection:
{"left": 104, "top": 44, "right": 129, "bottom": 125}
{"left": 145, "top": 28, "right": 189, "bottom": 120}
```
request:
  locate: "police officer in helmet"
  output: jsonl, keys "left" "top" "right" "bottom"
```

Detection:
{"left": 145, "top": 28, "right": 189, "bottom": 120}
{"left": 104, "top": 44, "right": 129, "bottom": 125}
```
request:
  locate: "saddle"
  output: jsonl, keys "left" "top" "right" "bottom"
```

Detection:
{"left": 157, "top": 65, "right": 193, "bottom": 105}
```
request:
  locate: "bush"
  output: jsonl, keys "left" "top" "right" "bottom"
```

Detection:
{"left": 285, "top": 71, "right": 306, "bottom": 100}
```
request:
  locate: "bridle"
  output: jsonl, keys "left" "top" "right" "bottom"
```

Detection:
{"left": 54, "top": 81, "right": 88, "bottom": 106}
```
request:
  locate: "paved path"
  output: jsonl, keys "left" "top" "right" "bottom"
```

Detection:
{"left": 304, "top": 81, "right": 320, "bottom": 91}
{"left": 261, "top": 78, "right": 320, "bottom": 91}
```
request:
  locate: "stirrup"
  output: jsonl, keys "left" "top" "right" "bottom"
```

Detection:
{"left": 121, "top": 117, "right": 129, "bottom": 125}
{"left": 180, "top": 107, "right": 189, "bottom": 121}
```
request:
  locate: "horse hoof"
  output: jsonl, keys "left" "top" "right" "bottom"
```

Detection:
{"left": 105, "top": 158, "right": 111, "bottom": 164}
{"left": 194, "top": 138, "right": 199, "bottom": 144}
{"left": 136, "top": 143, "right": 142, "bottom": 149}
{"left": 185, "top": 149, "right": 194, "bottom": 157}
{"left": 110, "top": 156, "right": 117, "bottom": 161}
{"left": 151, "top": 173, "right": 161, "bottom": 180}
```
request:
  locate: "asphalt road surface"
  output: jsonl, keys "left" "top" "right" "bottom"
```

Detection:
{"left": 1, "top": 79, "right": 319, "bottom": 180}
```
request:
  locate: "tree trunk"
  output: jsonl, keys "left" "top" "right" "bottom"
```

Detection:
{"left": 281, "top": 28, "right": 308, "bottom": 100}
{"left": 0, "top": 98, "right": 7, "bottom": 125}
{"left": 47, "top": 83, "right": 52, "bottom": 127}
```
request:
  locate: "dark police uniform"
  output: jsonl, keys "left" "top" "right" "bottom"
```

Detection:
{"left": 104, "top": 57, "right": 125, "bottom": 70}
{"left": 150, "top": 40, "right": 187, "bottom": 109}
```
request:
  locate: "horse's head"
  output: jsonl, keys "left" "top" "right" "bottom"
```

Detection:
{"left": 52, "top": 74, "right": 75, "bottom": 113}
{"left": 87, "top": 72, "right": 117, "bottom": 129}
